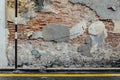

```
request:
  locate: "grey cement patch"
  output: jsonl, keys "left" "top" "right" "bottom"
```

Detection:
{"left": 69, "top": 0, "right": 120, "bottom": 20}
{"left": 42, "top": 24, "right": 70, "bottom": 42}
{"left": 77, "top": 36, "right": 92, "bottom": 57}
{"left": 33, "top": 0, "right": 52, "bottom": 11}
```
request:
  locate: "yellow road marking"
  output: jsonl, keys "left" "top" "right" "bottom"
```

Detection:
{"left": 0, "top": 74, "right": 120, "bottom": 77}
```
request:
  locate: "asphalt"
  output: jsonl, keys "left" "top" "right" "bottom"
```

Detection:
{"left": 0, "top": 70, "right": 120, "bottom": 80}
{"left": 0, "top": 77, "right": 120, "bottom": 80}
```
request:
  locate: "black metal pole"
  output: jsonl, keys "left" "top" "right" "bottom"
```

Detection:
{"left": 15, "top": 0, "right": 18, "bottom": 70}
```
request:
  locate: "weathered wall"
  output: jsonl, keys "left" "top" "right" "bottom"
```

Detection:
{"left": 7, "top": 0, "right": 120, "bottom": 47}
{"left": 6, "top": 0, "right": 120, "bottom": 68}
{"left": 7, "top": 0, "right": 98, "bottom": 40}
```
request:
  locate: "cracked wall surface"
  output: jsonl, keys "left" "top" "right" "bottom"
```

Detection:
{"left": 6, "top": 0, "right": 120, "bottom": 68}
{"left": 69, "top": 0, "right": 120, "bottom": 20}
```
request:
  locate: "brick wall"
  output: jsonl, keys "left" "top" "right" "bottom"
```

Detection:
{"left": 7, "top": 0, "right": 120, "bottom": 47}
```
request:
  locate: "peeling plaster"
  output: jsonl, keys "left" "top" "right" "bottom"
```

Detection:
{"left": 69, "top": 0, "right": 120, "bottom": 20}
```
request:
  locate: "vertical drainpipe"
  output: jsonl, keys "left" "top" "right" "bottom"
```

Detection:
{"left": 0, "top": 0, "right": 8, "bottom": 67}
{"left": 15, "top": 0, "right": 18, "bottom": 70}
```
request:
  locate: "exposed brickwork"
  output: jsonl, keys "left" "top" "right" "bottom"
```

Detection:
{"left": 27, "top": 1, "right": 98, "bottom": 29}
{"left": 8, "top": 0, "right": 98, "bottom": 40}
{"left": 7, "top": 0, "right": 120, "bottom": 47}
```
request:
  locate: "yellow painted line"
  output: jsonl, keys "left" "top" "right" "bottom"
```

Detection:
{"left": 0, "top": 74, "right": 120, "bottom": 77}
